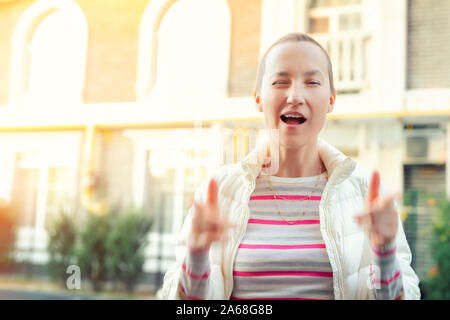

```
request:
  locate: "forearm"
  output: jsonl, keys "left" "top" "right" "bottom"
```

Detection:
{"left": 369, "top": 240, "right": 404, "bottom": 300}
{"left": 178, "top": 240, "right": 211, "bottom": 300}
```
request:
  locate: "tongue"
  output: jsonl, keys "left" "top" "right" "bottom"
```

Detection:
{"left": 285, "top": 118, "right": 301, "bottom": 124}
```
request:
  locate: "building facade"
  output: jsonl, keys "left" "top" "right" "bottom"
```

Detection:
{"left": 0, "top": 0, "right": 448, "bottom": 289}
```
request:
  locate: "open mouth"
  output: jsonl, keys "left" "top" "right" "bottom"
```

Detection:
{"left": 280, "top": 114, "right": 307, "bottom": 125}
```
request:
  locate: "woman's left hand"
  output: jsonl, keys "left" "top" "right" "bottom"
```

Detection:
{"left": 354, "top": 170, "right": 400, "bottom": 247}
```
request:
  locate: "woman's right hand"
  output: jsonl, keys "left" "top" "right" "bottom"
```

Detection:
{"left": 189, "top": 178, "right": 235, "bottom": 252}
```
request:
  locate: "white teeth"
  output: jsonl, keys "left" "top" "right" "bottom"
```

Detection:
{"left": 283, "top": 114, "right": 303, "bottom": 118}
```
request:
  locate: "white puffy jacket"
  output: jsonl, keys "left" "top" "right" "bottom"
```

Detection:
{"left": 161, "top": 138, "right": 421, "bottom": 300}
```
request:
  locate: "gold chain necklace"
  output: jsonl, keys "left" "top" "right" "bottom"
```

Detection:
{"left": 266, "top": 161, "right": 326, "bottom": 225}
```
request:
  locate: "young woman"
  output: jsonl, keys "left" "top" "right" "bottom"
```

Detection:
{"left": 161, "top": 33, "right": 420, "bottom": 300}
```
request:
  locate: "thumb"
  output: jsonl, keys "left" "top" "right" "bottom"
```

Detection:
{"left": 368, "top": 170, "right": 380, "bottom": 203}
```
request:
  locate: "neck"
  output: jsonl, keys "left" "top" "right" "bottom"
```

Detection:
{"left": 273, "top": 141, "right": 324, "bottom": 178}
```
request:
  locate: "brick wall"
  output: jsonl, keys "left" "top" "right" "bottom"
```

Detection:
{"left": 1, "top": 0, "right": 263, "bottom": 104}
{"left": 227, "top": 0, "right": 262, "bottom": 97}
{"left": 76, "top": 0, "right": 149, "bottom": 103}
{"left": 99, "top": 130, "right": 134, "bottom": 209}
{"left": 407, "top": 0, "right": 450, "bottom": 89}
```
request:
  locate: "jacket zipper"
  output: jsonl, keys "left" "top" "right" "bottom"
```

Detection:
{"left": 323, "top": 162, "right": 349, "bottom": 299}
{"left": 325, "top": 202, "right": 344, "bottom": 299}
{"left": 226, "top": 178, "right": 254, "bottom": 299}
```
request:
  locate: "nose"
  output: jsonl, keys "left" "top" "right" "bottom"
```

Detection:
{"left": 286, "top": 83, "right": 306, "bottom": 106}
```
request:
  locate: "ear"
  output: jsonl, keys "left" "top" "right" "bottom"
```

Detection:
{"left": 254, "top": 91, "right": 263, "bottom": 112}
{"left": 327, "top": 92, "right": 336, "bottom": 113}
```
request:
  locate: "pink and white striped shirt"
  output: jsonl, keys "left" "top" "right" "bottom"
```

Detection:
{"left": 179, "top": 172, "right": 403, "bottom": 300}
{"left": 231, "top": 172, "right": 333, "bottom": 300}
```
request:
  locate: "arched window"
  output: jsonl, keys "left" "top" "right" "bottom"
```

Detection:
{"left": 137, "top": 0, "right": 230, "bottom": 104}
{"left": 10, "top": 0, "right": 88, "bottom": 106}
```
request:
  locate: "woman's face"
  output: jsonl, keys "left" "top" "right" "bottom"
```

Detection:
{"left": 256, "top": 41, "right": 335, "bottom": 149}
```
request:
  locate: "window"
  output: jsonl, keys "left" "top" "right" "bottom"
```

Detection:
{"left": 11, "top": 153, "right": 77, "bottom": 229}
{"left": 10, "top": 0, "right": 87, "bottom": 105}
{"left": 308, "top": 0, "right": 368, "bottom": 93}
{"left": 144, "top": 148, "right": 211, "bottom": 234}
{"left": 137, "top": 0, "right": 230, "bottom": 102}
{"left": 45, "top": 167, "right": 75, "bottom": 226}
{"left": 138, "top": 141, "right": 213, "bottom": 274}
{"left": 0, "top": 154, "right": 15, "bottom": 204}
{"left": 12, "top": 166, "right": 39, "bottom": 228}
{"left": 182, "top": 165, "right": 209, "bottom": 218}
{"left": 25, "top": 11, "right": 84, "bottom": 103}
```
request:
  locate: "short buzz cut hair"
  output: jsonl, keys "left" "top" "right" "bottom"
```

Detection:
{"left": 254, "top": 32, "right": 335, "bottom": 95}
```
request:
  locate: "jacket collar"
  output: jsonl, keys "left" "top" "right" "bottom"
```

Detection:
{"left": 240, "top": 137, "right": 356, "bottom": 186}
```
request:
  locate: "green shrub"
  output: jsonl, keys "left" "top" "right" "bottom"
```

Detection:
{"left": 46, "top": 210, "right": 77, "bottom": 287}
{"left": 423, "top": 198, "right": 450, "bottom": 299}
{"left": 105, "top": 209, "right": 152, "bottom": 293}
{"left": 75, "top": 212, "right": 110, "bottom": 292}
{"left": 46, "top": 205, "right": 153, "bottom": 293}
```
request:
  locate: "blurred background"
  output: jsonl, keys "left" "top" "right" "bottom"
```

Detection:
{"left": 0, "top": 0, "right": 449, "bottom": 300}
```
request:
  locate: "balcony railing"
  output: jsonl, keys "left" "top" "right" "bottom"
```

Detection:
{"left": 313, "top": 32, "right": 371, "bottom": 93}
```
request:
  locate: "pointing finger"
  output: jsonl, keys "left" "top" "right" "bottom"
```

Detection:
{"left": 368, "top": 170, "right": 380, "bottom": 203}
{"left": 367, "top": 170, "right": 380, "bottom": 226}
{"left": 207, "top": 178, "right": 218, "bottom": 208}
